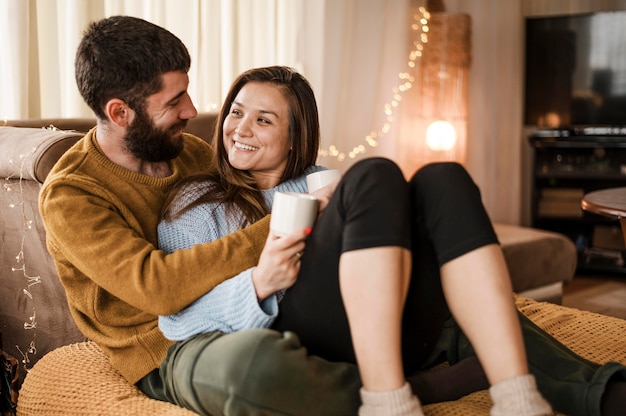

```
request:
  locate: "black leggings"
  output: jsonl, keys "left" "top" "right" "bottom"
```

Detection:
{"left": 270, "top": 158, "right": 626, "bottom": 416}
{"left": 272, "top": 157, "right": 498, "bottom": 373}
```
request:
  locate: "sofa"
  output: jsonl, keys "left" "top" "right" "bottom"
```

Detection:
{"left": 1, "top": 115, "right": 624, "bottom": 415}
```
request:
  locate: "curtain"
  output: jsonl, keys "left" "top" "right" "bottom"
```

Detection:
{"left": 0, "top": 0, "right": 32, "bottom": 119}
{"left": 315, "top": 0, "right": 409, "bottom": 172}
{"left": 0, "top": 0, "right": 412, "bottom": 173}
{"left": 0, "top": 0, "right": 308, "bottom": 118}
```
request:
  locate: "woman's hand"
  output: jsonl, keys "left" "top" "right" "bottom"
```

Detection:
{"left": 251, "top": 227, "right": 310, "bottom": 301}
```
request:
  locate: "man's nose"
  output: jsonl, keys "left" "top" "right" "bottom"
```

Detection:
{"left": 180, "top": 94, "right": 198, "bottom": 120}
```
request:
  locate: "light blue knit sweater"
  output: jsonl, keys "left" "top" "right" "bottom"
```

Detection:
{"left": 157, "top": 165, "right": 324, "bottom": 341}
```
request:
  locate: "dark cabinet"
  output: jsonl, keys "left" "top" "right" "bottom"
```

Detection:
{"left": 529, "top": 130, "right": 626, "bottom": 274}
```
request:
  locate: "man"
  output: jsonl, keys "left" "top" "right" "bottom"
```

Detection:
{"left": 40, "top": 15, "right": 361, "bottom": 415}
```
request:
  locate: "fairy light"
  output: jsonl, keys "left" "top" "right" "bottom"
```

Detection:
{"left": 4, "top": 146, "right": 41, "bottom": 373}
{"left": 319, "top": 7, "right": 431, "bottom": 161}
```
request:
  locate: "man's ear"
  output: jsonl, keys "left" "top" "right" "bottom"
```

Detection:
{"left": 104, "top": 99, "right": 132, "bottom": 127}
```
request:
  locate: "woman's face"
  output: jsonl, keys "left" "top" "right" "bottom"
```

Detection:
{"left": 223, "top": 82, "right": 291, "bottom": 189}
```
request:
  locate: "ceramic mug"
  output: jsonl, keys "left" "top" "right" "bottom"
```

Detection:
{"left": 306, "top": 169, "right": 341, "bottom": 193}
{"left": 270, "top": 192, "right": 319, "bottom": 237}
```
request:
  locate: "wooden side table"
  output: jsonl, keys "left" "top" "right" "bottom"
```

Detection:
{"left": 581, "top": 187, "right": 626, "bottom": 245}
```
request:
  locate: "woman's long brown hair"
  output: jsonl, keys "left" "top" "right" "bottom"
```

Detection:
{"left": 162, "top": 66, "right": 320, "bottom": 225}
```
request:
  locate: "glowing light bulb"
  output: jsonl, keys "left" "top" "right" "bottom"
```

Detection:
{"left": 426, "top": 120, "right": 457, "bottom": 151}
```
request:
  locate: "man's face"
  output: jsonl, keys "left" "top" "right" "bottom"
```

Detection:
{"left": 123, "top": 71, "right": 197, "bottom": 162}
{"left": 123, "top": 107, "right": 186, "bottom": 162}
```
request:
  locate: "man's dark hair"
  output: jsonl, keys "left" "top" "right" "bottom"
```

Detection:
{"left": 75, "top": 15, "right": 191, "bottom": 120}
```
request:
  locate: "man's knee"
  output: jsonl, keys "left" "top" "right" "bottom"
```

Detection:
{"left": 188, "top": 329, "right": 293, "bottom": 389}
{"left": 169, "top": 329, "right": 360, "bottom": 415}
{"left": 162, "top": 329, "right": 288, "bottom": 413}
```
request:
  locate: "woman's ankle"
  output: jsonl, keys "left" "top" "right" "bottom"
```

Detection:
{"left": 359, "top": 382, "right": 424, "bottom": 416}
{"left": 489, "top": 374, "right": 552, "bottom": 416}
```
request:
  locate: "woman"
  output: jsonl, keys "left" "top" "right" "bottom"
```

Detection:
{"left": 158, "top": 66, "right": 625, "bottom": 416}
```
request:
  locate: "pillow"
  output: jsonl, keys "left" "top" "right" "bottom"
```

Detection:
{"left": 0, "top": 126, "right": 83, "bottom": 183}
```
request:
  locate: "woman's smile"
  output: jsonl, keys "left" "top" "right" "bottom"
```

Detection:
{"left": 233, "top": 140, "right": 260, "bottom": 152}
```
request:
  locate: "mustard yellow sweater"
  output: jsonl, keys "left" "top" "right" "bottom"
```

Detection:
{"left": 39, "top": 129, "right": 269, "bottom": 384}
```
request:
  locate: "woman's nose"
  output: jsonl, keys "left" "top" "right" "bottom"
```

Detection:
{"left": 235, "top": 117, "right": 252, "bottom": 136}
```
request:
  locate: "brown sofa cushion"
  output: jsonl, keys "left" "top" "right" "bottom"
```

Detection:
{"left": 495, "top": 223, "right": 577, "bottom": 294}
{"left": 0, "top": 127, "right": 83, "bottom": 183}
{"left": 1, "top": 118, "right": 96, "bottom": 133}
{"left": 1, "top": 112, "right": 219, "bottom": 146}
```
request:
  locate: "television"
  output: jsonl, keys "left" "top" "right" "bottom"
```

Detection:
{"left": 524, "top": 11, "right": 626, "bottom": 132}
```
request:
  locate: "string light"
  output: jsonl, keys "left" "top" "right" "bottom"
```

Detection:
{"left": 4, "top": 145, "right": 41, "bottom": 373}
{"left": 318, "top": 7, "right": 431, "bottom": 162}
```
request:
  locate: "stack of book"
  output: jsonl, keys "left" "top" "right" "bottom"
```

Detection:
{"left": 537, "top": 188, "right": 584, "bottom": 218}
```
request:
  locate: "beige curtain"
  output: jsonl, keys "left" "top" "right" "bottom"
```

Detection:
{"left": 0, "top": 0, "right": 412, "bottom": 171}
{"left": 0, "top": 0, "right": 307, "bottom": 118}
{"left": 312, "top": 0, "right": 409, "bottom": 172}
{"left": 0, "top": 0, "right": 32, "bottom": 118}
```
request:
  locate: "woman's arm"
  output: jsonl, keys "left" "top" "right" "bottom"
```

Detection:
{"left": 158, "top": 268, "right": 279, "bottom": 340}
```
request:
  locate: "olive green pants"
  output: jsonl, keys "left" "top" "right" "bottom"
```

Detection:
{"left": 138, "top": 316, "right": 625, "bottom": 416}
{"left": 423, "top": 312, "right": 626, "bottom": 416}
{"left": 140, "top": 329, "right": 361, "bottom": 415}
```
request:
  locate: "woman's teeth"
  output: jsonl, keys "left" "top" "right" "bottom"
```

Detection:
{"left": 235, "top": 142, "right": 259, "bottom": 151}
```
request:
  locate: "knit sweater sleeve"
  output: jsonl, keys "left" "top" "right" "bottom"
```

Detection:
{"left": 158, "top": 268, "right": 278, "bottom": 340}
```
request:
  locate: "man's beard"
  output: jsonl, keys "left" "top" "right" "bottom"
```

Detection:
{"left": 123, "top": 110, "right": 186, "bottom": 162}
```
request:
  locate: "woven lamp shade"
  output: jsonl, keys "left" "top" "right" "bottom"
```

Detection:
{"left": 418, "top": 12, "right": 471, "bottom": 121}
{"left": 402, "top": 11, "right": 471, "bottom": 168}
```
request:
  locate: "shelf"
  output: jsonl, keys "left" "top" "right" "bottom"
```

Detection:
{"left": 534, "top": 171, "right": 626, "bottom": 180}
{"left": 577, "top": 247, "right": 626, "bottom": 275}
{"left": 530, "top": 132, "right": 626, "bottom": 276}
{"left": 530, "top": 134, "right": 626, "bottom": 149}
{"left": 577, "top": 263, "right": 626, "bottom": 275}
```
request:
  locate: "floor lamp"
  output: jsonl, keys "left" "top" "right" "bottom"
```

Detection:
{"left": 399, "top": 3, "right": 471, "bottom": 172}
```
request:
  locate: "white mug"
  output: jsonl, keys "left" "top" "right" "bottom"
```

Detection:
{"left": 306, "top": 169, "right": 341, "bottom": 193}
{"left": 270, "top": 192, "right": 319, "bottom": 237}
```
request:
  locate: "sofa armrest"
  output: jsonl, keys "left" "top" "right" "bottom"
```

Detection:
{"left": 0, "top": 127, "right": 83, "bottom": 183}
{"left": 495, "top": 223, "right": 577, "bottom": 303}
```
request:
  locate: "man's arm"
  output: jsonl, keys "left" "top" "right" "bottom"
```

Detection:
{"left": 40, "top": 178, "right": 269, "bottom": 316}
